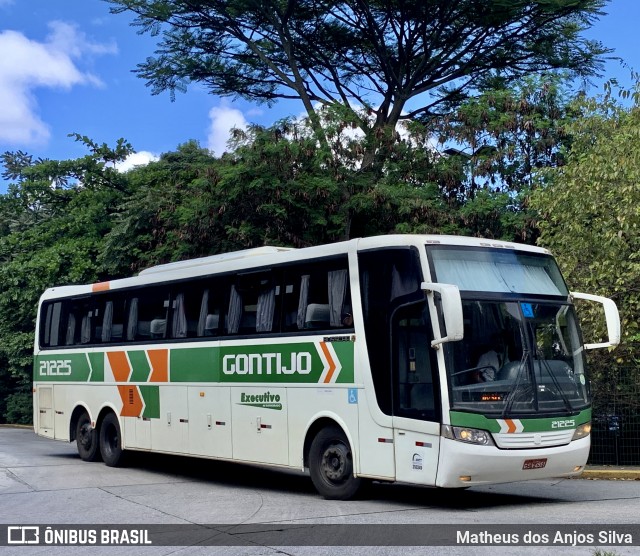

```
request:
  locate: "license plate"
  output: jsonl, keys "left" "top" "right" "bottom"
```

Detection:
{"left": 523, "top": 458, "right": 547, "bottom": 470}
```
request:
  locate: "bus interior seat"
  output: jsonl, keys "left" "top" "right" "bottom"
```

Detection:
{"left": 137, "top": 320, "right": 151, "bottom": 339}
{"left": 498, "top": 361, "right": 521, "bottom": 381}
{"left": 305, "top": 303, "right": 330, "bottom": 329}
{"left": 498, "top": 360, "right": 572, "bottom": 383}
{"left": 150, "top": 319, "right": 166, "bottom": 338}
{"left": 204, "top": 314, "right": 219, "bottom": 336}
{"left": 111, "top": 324, "right": 124, "bottom": 340}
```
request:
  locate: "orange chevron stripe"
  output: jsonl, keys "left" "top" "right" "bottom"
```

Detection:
{"left": 118, "top": 385, "right": 143, "bottom": 417}
{"left": 107, "top": 351, "right": 131, "bottom": 382}
{"left": 505, "top": 419, "right": 517, "bottom": 434}
{"left": 319, "top": 342, "right": 336, "bottom": 383}
{"left": 148, "top": 349, "right": 169, "bottom": 382}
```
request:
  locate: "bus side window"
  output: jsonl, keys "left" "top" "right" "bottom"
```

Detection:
{"left": 126, "top": 287, "right": 169, "bottom": 342}
{"left": 96, "top": 297, "right": 127, "bottom": 343}
{"left": 80, "top": 309, "right": 93, "bottom": 344}
{"left": 41, "top": 302, "right": 62, "bottom": 348}
{"left": 170, "top": 288, "right": 205, "bottom": 338}
{"left": 193, "top": 278, "right": 226, "bottom": 337}
{"left": 394, "top": 305, "right": 438, "bottom": 420}
{"left": 359, "top": 247, "right": 424, "bottom": 416}
{"left": 228, "top": 272, "right": 279, "bottom": 335}
{"left": 328, "top": 269, "right": 352, "bottom": 328}
{"left": 62, "top": 299, "right": 91, "bottom": 346}
{"left": 284, "top": 261, "right": 351, "bottom": 332}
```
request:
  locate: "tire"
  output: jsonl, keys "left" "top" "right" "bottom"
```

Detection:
{"left": 309, "top": 425, "right": 362, "bottom": 500}
{"left": 75, "top": 412, "right": 101, "bottom": 462}
{"left": 99, "top": 412, "right": 126, "bottom": 467}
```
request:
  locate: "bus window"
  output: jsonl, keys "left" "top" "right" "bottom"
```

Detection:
{"left": 359, "top": 247, "right": 424, "bottom": 416}
{"left": 282, "top": 260, "right": 351, "bottom": 332}
{"left": 227, "top": 271, "right": 280, "bottom": 335}
{"left": 126, "top": 288, "right": 169, "bottom": 342}
{"left": 96, "top": 297, "right": 127, "bottom": 343}
{"left": 170, "top": 286, "right": 211, "bottom": 339}
{"left": 41, "top": 301, "right": 62, "bottom": 347}
{"left": 196, "top": 284, "right": 225, "bottom": 337}
{"left": 61, "top": 298, "right": 92, "bottom": 346}
{"left": 393, "top": 302, "right": 439, "bottom": 421}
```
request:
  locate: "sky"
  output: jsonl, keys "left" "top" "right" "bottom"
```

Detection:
{"left": 0, "top": 0, "right": 639, "bottom": 192}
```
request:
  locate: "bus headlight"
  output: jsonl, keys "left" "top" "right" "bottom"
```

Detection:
{"left": 442, "top": 425, "right": 495, "bottom": 446}
{"left": 572, "top": 422, "right": 591, "bottom": 441}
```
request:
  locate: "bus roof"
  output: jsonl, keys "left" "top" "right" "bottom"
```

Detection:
{"left": 39, "top": 235, "right": 550, "bottom": 301}
{"left": 138, "top": 246, "right": 296, "bottom": 276}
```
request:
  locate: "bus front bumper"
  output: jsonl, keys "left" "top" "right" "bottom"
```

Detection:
{"left": 435, "top": 435, "right": 590, "bottom": 488}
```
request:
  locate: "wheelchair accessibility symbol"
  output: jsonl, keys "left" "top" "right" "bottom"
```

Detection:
{"left": 348, "top": 388, "right": 358, "bottom": 404}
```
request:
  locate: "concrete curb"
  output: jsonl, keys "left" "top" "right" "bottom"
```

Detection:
{"left": 577, "top": 467, "right": 640, "bottom": 481}
{"left": 0, "top": 424, "right": 32, "bottom": 430}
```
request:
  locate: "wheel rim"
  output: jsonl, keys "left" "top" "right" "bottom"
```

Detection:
{"left": 78, "top": 422, "right": 93, "bottom": 450}
{"left": 320, "top": 442, "right": 349, "bottom": 484}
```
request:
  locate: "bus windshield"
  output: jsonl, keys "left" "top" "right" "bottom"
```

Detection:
{"left": 443, "top": 300, "right": 588, "bottom": 416}
{"left": 427, "top": 246, "right": 588, "bottom": 417}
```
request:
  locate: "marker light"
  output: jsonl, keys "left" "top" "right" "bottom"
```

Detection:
{"left": 442, "top": 425, "right": 495, "bottom": 446}
{"left": 572, "top": 422, "right": 592, "bottom": 441}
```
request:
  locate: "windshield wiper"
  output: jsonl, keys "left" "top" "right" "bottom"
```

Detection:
{"left": 537, "top": 351, "right": 573, "bottom": 413}
{"left": 502, "top": 350, "right": 530, "bottom": 418}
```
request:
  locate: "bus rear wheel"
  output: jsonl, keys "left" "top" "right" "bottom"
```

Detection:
{"left": 309, "top": 426, "right": 361, "bottom": 500}
{"left": 99, "top": 413, "right": 126, "bottom": 467}
{"left": 76, "top": 412, "right": 100, "bottom": 462}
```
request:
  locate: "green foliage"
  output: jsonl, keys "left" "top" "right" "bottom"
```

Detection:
{"left": 531, "top": 85, "right": 640, "bottom": 363}
{"left": 436, "top": 75, "right": 576, "bottom": 195}
{"left": 5, "top": 391, "right": 32, "bottom": 425}
{"left": 103, "top": 117, "right": 464, "bottom": 272}
{"left": 108, "top": 0, "right": 609, "bottom": 172}
{"left": 0, "top": 137, "right": 133, "bottom": 421}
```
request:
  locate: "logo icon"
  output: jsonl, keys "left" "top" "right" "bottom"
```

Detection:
{"left": 8, "top": 526, "right": 40, "bottom": 544}
{"left": 348, "top": 388, "right": 358, "bottom": 404}
{"left": 412, "top": 453, "right": 423, "bottom": 471}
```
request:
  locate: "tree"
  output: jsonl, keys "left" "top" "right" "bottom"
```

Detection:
{"left": 108, "top": 0, "right": 609, "bottom": 169}
{"left": 432, "top": 74, "right": 577, "bottom": 242}
{"left": 0, "top": 137, "right": 133, "bottom": 423}
{"left": 530, "top": 86, "right": 640, "bottom": 362}
{"left": 435, "top": 74, "right": 575, "bottom": 196}
{"left": 102, "top": 122, "right": 455, "bottom": 273}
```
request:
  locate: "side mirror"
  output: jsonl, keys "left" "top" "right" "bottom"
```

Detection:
{"left": 571, "top": 291, "right": 621, "bottom": 350}
{"left": 421, "top": 282, "right": 464, "bottom": 347}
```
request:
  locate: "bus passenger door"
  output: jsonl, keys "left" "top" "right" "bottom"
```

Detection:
{"left": 391, "top": 303, "right": 441, "bottom": 485}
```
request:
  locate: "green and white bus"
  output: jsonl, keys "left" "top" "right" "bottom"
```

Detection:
{"left": 33, "top": 235, "right": 620, "bottom": 499}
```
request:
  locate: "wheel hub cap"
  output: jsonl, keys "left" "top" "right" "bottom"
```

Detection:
{"left": 323, "top": 447, "right": 346, "bottom": 481}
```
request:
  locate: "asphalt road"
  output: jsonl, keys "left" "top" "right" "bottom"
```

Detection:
{"left": 1, "top": 426, "right": 639, "bottom": 556}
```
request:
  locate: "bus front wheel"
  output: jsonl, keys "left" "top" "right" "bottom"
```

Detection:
{"left": 75, "top": 411, "right": 101, "bottom": 462}
{"left": 99, "top": 413, "right": 126, "bottom": 467}
{"left": 309, "top": 426, "right": 361, "bottom": 500}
